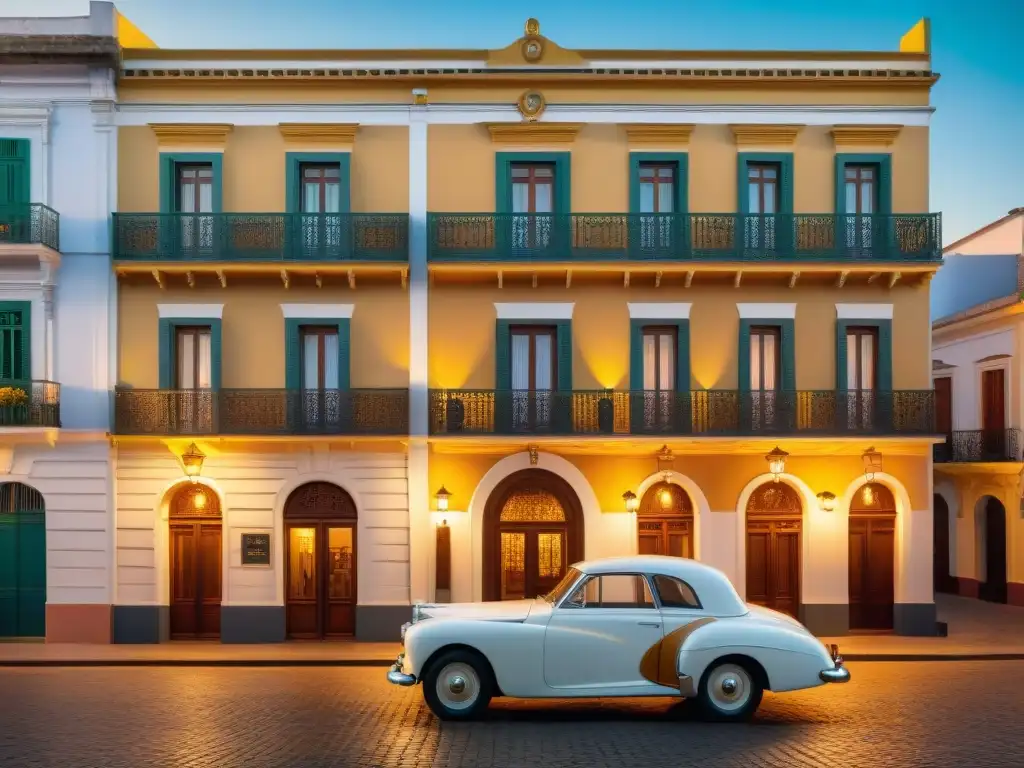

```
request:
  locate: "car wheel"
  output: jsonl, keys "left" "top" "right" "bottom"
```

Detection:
{"left": 696, "top": 660, "right": 763, "bottom": 722}
{"left": 422, "top": 650, "right": 494, "bottom": 721}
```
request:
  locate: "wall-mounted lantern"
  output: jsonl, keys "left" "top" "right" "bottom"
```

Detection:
{"left": 622, "top": 490, "right": 639, "bottom": 514}
{"left": 765, "top": 446, "right": 789, "bottom": 482}
{"left": 816, "top": 491, "right": 837, "bottom": 512}
{"left": 181, "top": 443, "right": 205, "bottom": 482}
{"left": 862, "top": 446, "right": 883, "bottom": 483}
{"left": 434, "top": 486, "right": 451, "bottom": 513}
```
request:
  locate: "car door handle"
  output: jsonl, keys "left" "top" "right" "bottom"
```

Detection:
{"left": 637, "top": 621, "right": 661, "bottom": 627}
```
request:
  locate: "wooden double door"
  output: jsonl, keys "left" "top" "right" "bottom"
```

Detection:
{"left": 848, "top": 515, "right": 895, "bottom": 630}
{"left": 745, "top": 517, "right": 801, "bottom": 618}
{"left": 169, "top": 520, "right": 222, "bottom": 639}
{"left": 285, "top": 521, "right": 357, "bottom": 638}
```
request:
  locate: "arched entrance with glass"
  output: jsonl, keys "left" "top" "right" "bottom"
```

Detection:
{"left": 848, "top": 482, "right": 896, "bottom": 630}
{"left": 483, "top": 469, "right": 584, "bottom": 602}
{"left": 745, "top": 481, "right": 802, "bottom": 618}
{"left": 976, "top": 495, "right": 1007, "bottom": 604}
{"left": 0, "top": 483, "right": 46, "bottom": 638}
{"left": 284, "top": 482, "right": 357, "bottom": 638}
{"left": 168, "top": 483, "right": 222, "bottom": 640}
{"left": 636, "top": 480, "right": 693, "bottom": 558}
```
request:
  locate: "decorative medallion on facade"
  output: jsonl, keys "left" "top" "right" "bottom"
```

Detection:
{"left": 521, "top": 18, "right": 544, "bottom": 62}
{"left": 517, "top": 90, "right": 546, "bottom": 122}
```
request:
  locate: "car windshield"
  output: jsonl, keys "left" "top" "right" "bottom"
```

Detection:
{"left": 542, "top": 567, "right": 582, "bottom": 603}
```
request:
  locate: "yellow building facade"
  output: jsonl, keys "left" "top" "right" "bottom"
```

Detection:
{"left": 109, "top": 18, "right": 943, "bottom": 642}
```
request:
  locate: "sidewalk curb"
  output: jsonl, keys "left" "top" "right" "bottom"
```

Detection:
{"left": 3, "top": 654, "right": 1024, "bottom": 667}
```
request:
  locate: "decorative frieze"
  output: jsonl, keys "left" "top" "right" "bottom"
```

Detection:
{"left": 149, "top": 122, "right": 233, "bottom": 149}
{"left": 831, "top": 124, "right": 903, "bottom": 148}
{"left": 729, "top": 124, "right": 804, "bottom": 147}
{"left": 278, "top": 122, "right": 359, "bottom": 148}
{"left": 485, "top": 122, "right": 583, "bottom": 145}
{"left": 623, "top": 124, "right": 695, "bottom": 146}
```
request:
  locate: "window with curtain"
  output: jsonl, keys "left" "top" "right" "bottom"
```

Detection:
{"left": 301, "top": 327, "right": 340, "bottom": 390}
{"left": 175, "top": 327, "right": 212, "bottom": 389}
{"left": 642, "top": 326, "right": 676, "bottom": 431}
{"left": 177, "top": 164, "right": 213, "bottom": 250}
{"left": 639, "top": 163, "right": 675, "bottom": 250}
{"left": 843, "top": 165, "right": 877, "bottom": 252}
{"left": 300, "top": 164, "right": 342, "bottom": 251}
{"left": 510, "top": 163, "right": 554, "bottom": 251}
{"left": 845, "top": 326, "right": 877, "bottom": 431}
{"left": 746, "top": 163, "right": 779, "bottom": 251}
{"left": 749, "top": 326, "right": 780, "bottom": 430}
{"left": 510, "top": 326, "right": 555, "bottom": 430}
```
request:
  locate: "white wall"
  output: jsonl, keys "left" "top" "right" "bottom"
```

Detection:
{"left": 114, "top": 448, "right": 410, "bottom": 608}
{"left": 932, "top": 326, "right": 1018, "bottom": 431}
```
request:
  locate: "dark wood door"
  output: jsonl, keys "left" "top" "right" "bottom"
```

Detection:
{"left": 934, "top": 377, "right": 952, "bottom": 434}
{"left": 746, "top": 519, "right": 801, "bottom": 618}
{"left": 848, "top": 517, "right": 896, "bottom": 629}
{"left": 169, "top": 521, "right": 222, "bottom": 639}
{"left": 980, "top": 498, "right": 1007, "bottom": 604}
{"left": 285, "top": 522, "right": 356, "bottom": 638}
{"left": 981, "top": 369, "right": 1006, "bottom": 457}
{"left": 497, "top": 527, "right": 566, "bottom": 600}
{"left": 637, "top": 519, "right": 692, "bottom": 558}
{"left": 933, "top": 494, "right": 953, "bottom": 594}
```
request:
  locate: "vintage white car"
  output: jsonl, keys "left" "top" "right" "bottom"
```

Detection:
{"left": 387, "top": 555, "right": 849, "bottom": 721}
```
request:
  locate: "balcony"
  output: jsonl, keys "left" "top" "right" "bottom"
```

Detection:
{"left": 428, "top": 213, "right": 941, "bottom": 263}
{"left": 933, "top": 429, "right": 1021, "bottom": 463}
{"left": 428, "top": 389, "right": 935, "bottom": 437}
{"left": 113, "top": 388, "right": 408, "bottom": 436}
{"left": 0, "top": 381, "right": 61, "bottom": 428}
{"left": 0, "top": 204, "right": 60, "bottom": 251}
{"left": 113, "top": 213, "right": 409, "bottom": 263}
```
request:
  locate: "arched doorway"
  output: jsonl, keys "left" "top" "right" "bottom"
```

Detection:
{"left": 483, "top": 469, "right": 584, "bottom": 602}
{"left": 977, "top": 496, "right": 1007, "bottom": 604}
{"left": 168, "top": 484, "right": 222, "bottom": 640}
{"left": 284, "top": 482, "right": 357, "bottom": 638}
{"left": 848, "top": 483, "right": 896, "bottom": 630}
{"left": 933, "top": 493, "right": 953, "bottom": 594}
{"left": 637, "top": 481, "right": 694, "bottom": 558}
{"left": 745, "top": 482, "right": 801, "bottom": 618}
{"left": 0, "top": 483, "right": 46, "bottom": 638}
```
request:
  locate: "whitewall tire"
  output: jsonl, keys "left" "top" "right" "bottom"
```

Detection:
{"left": 422, "top": 649, "right": 494, "bottom": 721}
{"left": 696, "top": 660, "right": 763, "bottom": 721}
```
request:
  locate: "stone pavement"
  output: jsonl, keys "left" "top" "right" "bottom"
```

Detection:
{"left": 2, "top": 663, "right": 1024, "bottom": 767}
{"left": 2, "top": 593, "right": 1022, "bottom": 665}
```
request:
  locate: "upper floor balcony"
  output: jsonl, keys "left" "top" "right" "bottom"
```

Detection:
{"left": 0, "top": 204, "right": 60, "bottom": 253}
{"left": 428, "top": 213, "right": 942, "bottom": 265}
{"left": 112, "top": 212, "right": 409, "bottom": 264}
{"left": 428, "top": 389, "right": 935, "bottom": 438}
{"left": 0, "top": 380, "right": 61, "bottom": 429}
{"left": 933, "top": 429, "right": 1022, "bottom": 464}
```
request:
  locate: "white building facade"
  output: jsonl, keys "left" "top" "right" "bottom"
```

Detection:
{"left": 0, "top": 2, "right": 118, "bottom": 642}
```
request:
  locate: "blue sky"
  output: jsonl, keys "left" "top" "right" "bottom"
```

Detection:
{"left": 20, "top": 0, "right": 1024, "bottom": 245}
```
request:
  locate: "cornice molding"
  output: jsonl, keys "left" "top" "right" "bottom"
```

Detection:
{"left": 729, "top": 124, "right": 804, "bottom": 147}
{"left": 622, "top": 124, "right": 694, "bottom": 145}
{"left": 831, "top": 124, "right": 903, "bottom": 148}
{"left": 278, "top": 122, "right": 359, "bottom": 146}
{"left": 485, "top": 122, "right": 583, "bottom": 145}
{"left": 149, "top": 122, "right": 233, "bottom": 148}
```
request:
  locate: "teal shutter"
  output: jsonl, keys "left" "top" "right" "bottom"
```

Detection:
{"left": 835, "top": 320, "right": 849, "bottom": 391}
{"left": 495, "top": 320, "right": 512, "bottom": 389}
{"left": 554, "top": 154, "right": 571, "bottom": 214}
{"left": 779, "top": 319, "right": 796, "bottom": 391}
{"left": 0, "top": 302, "right": 31, "bottom": 382}
{"left": 495, "top": 155, "right": 512, "bottom": 214}
{"left": 208, "top": 319, "right": 222, "bottom": 391}
{"left": 738, "top": 320, "right": 751, "bottom": 391}
{"left": 336, "top": 318, "right": 351, "bottom": 390}
{"left": 555, "top": 321, "right": 572, "bottom": 391}
{"left": 778, "top": 155, "right": 794, "bottom": 215}
{"left": 284, "top": 319, "right": 302, "bottom": 390}
{"left": 158, "top": 318, "right": 175, "bottom": 388}
{"left": 629, "top": 319, "right": 645, "bottom": 434}
{"left": 0, "top": 139, "right": 31, "bottom": 205}
{"left": 877, "top": 320, "right": 893, "bottom": 391}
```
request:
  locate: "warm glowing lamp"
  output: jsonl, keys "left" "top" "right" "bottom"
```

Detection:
{"left": 816, "top": 491, "right": 836, "bottom": 512}
{"left": 862, "top": 446, "right": 883, "bottom": 483}
{"left": 181, "top": 443, "right": 205, "bottom": 482}
{"left": 434, "top": 486, "right": 451, "bottom": 513}
{"left": 622, "top": 490, "right": 639, "bottom": 513}
{"left": 193, "top": 489, "right": 207, "bottom": 509}
{"left": 765, "top": 446, "right": 789, "bottom": 482}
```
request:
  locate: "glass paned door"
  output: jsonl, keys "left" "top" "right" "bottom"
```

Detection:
{"left": 177, "top": 164, "right": 214, "bottom": 252}
{"left": 510, "top": 327, "right": 555, "bottom": 431}
{"left": 638, "top": 163, "right": 675, "bottom": 250}
{"left": 843, "top": 165, "right": 876, "bottom": 253}
{"left": 499, "top": 529, "right": 566, "bottom": 600}
{"left": 846, "top": 327, "right": 877, "bottom": 430}
{"left": 642, "top": 327, "right": 676, "bottom": 430}
{"left": 750, "top": 326, "right": 780, "bottom": 430}
{"left": 746, "top": 163, "right": 779, "bottom": 250}
{"left": 300, "top": 164, "right": 342, "bottom": 254}
{"left": 511, "top": 163, "right": 554, "bottom": 251}
{"left": 301, "top": 327, "right": 340, "bottom": 429}
{"left": 175, "top": 326, "right": 212, "bottom": 433}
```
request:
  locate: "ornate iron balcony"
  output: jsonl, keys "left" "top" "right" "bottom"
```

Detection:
{"left": 113, "top": 388, "right": 408, "bottom": 436}
{"left": 933, "top": 429, "right": 1021, "bottom": 463}
{"left": 0, "top": 380, "right": 61, "bottom": 428}
{"left": 428, "top": 213, "right": 941, "bottom": 263}
{"left": 428, "top": 389, "right": 935, "bottom": 437}
{"left": 0, "top": 204, "right": 59, "bottom": 251}
{"left": 112, "top": 213, "right": 409, "bottom": 262}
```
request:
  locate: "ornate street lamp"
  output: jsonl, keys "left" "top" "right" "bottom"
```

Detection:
{"left": 765, "top": 446, "right": 789, "bottom": 483}
{"left": 862, "top": 447, "right": 883, "bottom": 483}
{"left": 181, "top": 443, "right": 205, "bottom": 483}
{"left": 816, "top": 491, "right": 837, "bottom": 512}
{"left": 434, "top": 486, "right": 451, "bottom": 513}
{"left": 622, "top": 490, "right": 639, "bottom": 514}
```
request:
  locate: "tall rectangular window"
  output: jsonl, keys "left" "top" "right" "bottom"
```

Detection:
{"left": 510, "top": 163, "right": 554, "bottom": 251}
{"left": 175, "top": 327, "right": 212, "bottom": 390}
{"left": 750, "top": 327, "right": 780, "bottom": 391}
{"left": 747, "top": 164, "right": 779, "bottom": 215}
{"left": 301, "top": 326, "right": 340, "bottom": 390}
{"left": 638, "top": 164, "right": 675, "bottom": 214}
{"left": 643, "top": 327, "right": 677, "bottom": 431}
{"left": 510, "top": 326, "right": 556, "bottom": 430}
{"left": 846, "top": 326, "right": 878, "bottom": 430}
{"left": 176, "top": 164, "right": 214, "bottom": 251}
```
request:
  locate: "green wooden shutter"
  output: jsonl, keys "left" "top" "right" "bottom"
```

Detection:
{"left": 877, "top": 319, "right": 893, "bottom": 391}
{"left": 778, "top": 155, "right": 794, "bottom": 215}
{"left": 495, "top": 156, "right": 512, "bottom": 214}
{"left": 0, "top": 139, "right": 30, "bottom": 205}
{"left": 554, "top": 154, "right": 571, "bottom": 214}
{"left": 208, "top": 319, "right": 222, "bottom": 391}
{"left": 629, "top": 319, "right": 645, "bottom": 434}
{"left": 158, "top": 318, "right": 175, "bottom": 388}
{"left": 284, "top": 319, "right": 302, "bottom": 390}
{"left": 336, "top": 318, "right": 351, "bottom": 390}
{"left": 555, "top": 321, "right": 572, "bottom": 391}
{"left": 495, "top": 320, "right": 512, "bottom": 389}
{"left": 835, "top": 320, "right": 849, "bottom": 391}
{"left": 676, "top": 320, "right": 691, "bottom": 392}
{"left": 738, "top": 320, "right": 751, "bottom": 391}
{"left": 779, "top": 319, "right": 796, "bottom": 391}
{"left": 0, "top": 302, "right": 30, "bottom": 382}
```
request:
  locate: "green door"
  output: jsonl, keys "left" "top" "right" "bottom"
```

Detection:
{"left": 0, "top": 483, "right": 46, "bottom": 638}
{"left": 0, "top": 139, "right": 30, "bottom": 244}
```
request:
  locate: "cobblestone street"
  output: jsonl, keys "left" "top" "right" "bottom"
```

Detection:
{"left": 1, "top": 662, "right": 1022, "bottom": 767}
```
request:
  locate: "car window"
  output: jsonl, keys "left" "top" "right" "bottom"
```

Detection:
{"left": 653, "top": 574, "right": 702, "bottom": 609}
{"left": 565, "top": 574, "right": 655, "bottom": 609}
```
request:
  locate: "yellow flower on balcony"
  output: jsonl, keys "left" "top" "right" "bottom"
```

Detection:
{"left": 0, "top": 387, "right": 28, "bottom": 407}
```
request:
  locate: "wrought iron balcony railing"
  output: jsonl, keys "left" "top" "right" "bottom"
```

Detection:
{"left": 113, "top": 388, "right": 408, "bottom": 436}
{"left": 428, "top": 213, "right": 941, "bottom": 263}
{"left": 0, "top": 204, "right": 60, "bottom": 251}
{"left": 0, "top": 380, "right": 61, "bottom": 428}
{"left": 113, "top": 213, "right": 409, "bottom": 262}
{"left": 429, "top": 389, "right": 935, "bottom": 437}
{"left": 933, "top": 429, "right": 1021, "bottom": 463}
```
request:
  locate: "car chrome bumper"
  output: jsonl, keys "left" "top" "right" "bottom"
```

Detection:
{"left": 820, "top": 666, "right": 851, "bottom": 683}
{"left": 386, "top": 653, "right": 416, "bottom": 687}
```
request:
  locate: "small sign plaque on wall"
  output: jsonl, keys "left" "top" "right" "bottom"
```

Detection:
{"left": 241, "top": 533, "right": 271, "bottom": 566}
